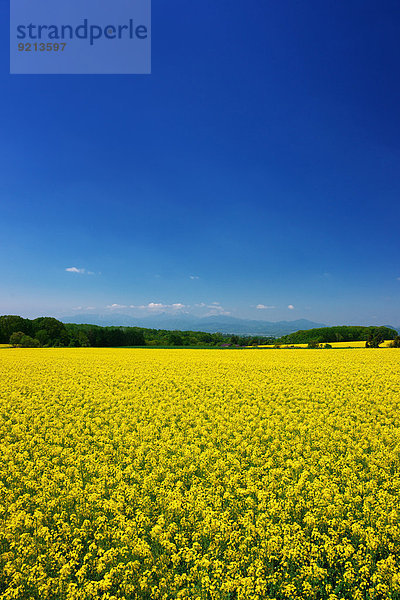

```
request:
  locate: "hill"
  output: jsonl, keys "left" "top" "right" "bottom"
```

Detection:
{"left": 280, "top": 325, "right": 398, "bottom": 344}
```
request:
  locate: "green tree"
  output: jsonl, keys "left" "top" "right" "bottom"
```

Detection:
{"left": 9, "top": 331, "right": 25, "bottom": 347}
{"left": 0, "top": 315, "right": 32, "bottom": 343}
{"left": 167, "top": 332, "right": 183, "bottom": 346}
{"left": 76, "top": 331, "right": 90, "bottom": 347}
{"left": 35, "top": 329, "right": 50, "bottom": 346}
{"left": 31, "top": 317, "right": 69, "bottom": 345}
{"left": 307, "top": 339, "right": 321, "bottom": 349}
{"left": 366, "top": 327, "right": 386, "bottom": 348}
{"left": 20, "top": 335, "right": 40, "bottom": 348}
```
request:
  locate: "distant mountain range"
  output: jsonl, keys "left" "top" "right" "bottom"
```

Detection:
{"left": 62, "top": 313, "right": 327, "bottom": 337}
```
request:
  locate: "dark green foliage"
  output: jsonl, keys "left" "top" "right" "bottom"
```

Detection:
{"left": 280, "top": 325, "right": 397, "bottom": 345}
{"left": 65, "top": 324, "right": 146, "bottom": 347}
{"left": 31, "top": 317, "right": 69, "bottom": 346}
{"left": 64, "top": 324, "right": 274, "bottom": 348}
{"left": 1, "top": 315, "right": 276, "bottom": 348}
{"left": 35, "top": 329, "right": 51, "bottom": 346}
{"left": 2, "top": 316, "right": 70, "bottom": 347}
{"left": 167, "top": 332, "right": 184, "bottom": 346}
{"left": 9, "top": 331, "right": 25, "bottom": 347}
{"left": 307, "top": 339, "right": 321, "bottom": 349}
{"left": 365, "top": 327, "right": 387, "bottom": 348}
{"left": 0, "top": 315, "right": 32, "bottom": 342}
{"left": 4, "top": 315, "right": 395, "bottom": 350}
{"left": 389, "top": 336, "right": 400, "bottom": 348}
{"left": 19, "top": 335, "right": 40, "bottom": 347}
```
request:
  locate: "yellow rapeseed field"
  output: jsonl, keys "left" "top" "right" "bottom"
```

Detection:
{"left": 1, "top": 348, "right": 400, "bottom": 600}
{"left": 257, "top": 341, "right": 393, "bottom": 349}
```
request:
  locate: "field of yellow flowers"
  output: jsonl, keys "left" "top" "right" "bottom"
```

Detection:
{"left": 257, "top": 341, "right": 393, "bottom": 349}
{"left": 1, "top": 348, "right": 400, "bottom": 600}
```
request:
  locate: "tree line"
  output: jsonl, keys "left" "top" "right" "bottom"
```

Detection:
{"left": 0, "top": 315, "right": 275, "bottom": 348}
{"left": 2, "top": 316, "right": 398, "bottom": 349}
{"left": 280, "top": 325, "right": 398, "bottom": 345}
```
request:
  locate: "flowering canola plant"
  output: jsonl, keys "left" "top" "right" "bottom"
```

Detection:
{"left": 257, "top": 341, "right": 393, "bottom": 348}
{"left": 0, "top": 348, "right": 400, "bottom": 600}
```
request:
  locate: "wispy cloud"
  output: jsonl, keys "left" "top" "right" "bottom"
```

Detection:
{"left": 105, "top": 300, "right": 229, "bottom": 316}
{"left": 256, "top": 304, "right": 276, "bottom": 310}
{"left": 288, "top": 304, "right": 295, "bottom": 310}
{"left": 74, "top": 306, "right": 96, "bottom": 311}
{"left": 147, "top": 302, "right": 166, "bottom": 310}
{"left": 204, "top": 302, "right": 230, "bottom": 316}
{"left": 189, "top": 275, "right": 200, "bottom": 280}
{"left": 194, "top": 301, "right": 230, "bottom": 314}
{"left": 106, "top": 303, "right": 128, "bottom": 310}
{"left": 65, "top": 267, "right": 95, "bottom": 275}
{"left": 127, "top": 302, "right": 186, "bottom": 311}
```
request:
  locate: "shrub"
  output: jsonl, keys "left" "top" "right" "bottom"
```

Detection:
{"left": 389, "top": 336, "right": 400, "bottom": 348}
{"left": 307, "top": 339, "right": 321, "bottom": 349}
{"left": 20, "top": 335, "right": 41, "bottom": 348}
{"left": 9, "top": 331, "right": 25, "bottom": 347}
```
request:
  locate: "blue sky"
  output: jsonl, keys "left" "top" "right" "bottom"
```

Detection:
{"left": 1, "top": 0, "right": 399, "bottom": 325}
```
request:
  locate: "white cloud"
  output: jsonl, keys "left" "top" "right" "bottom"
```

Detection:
{"left": 129, "top": 302, "right": 168, "bottom": 310}
{"left": 106, "top": 303, "right": 128, "bottom": 310}
{"left": 107, "top": 301, "right": 218, "bottom": 315}
{"left": 256, "top": 304, "right": 276, "bottom": 310}
{"left": 288, "top": 304, "right": 295, "bottom": 310}
{"left": 65, "top": 267, "right": 95, "bottom": 275}
{"left": 189, "top": 275, "right": 200, "bottom": 280}
{"left": 65, "top": 267, "right": 85, "bottom": 274}
{"left": 130, "top": 302, "right": 186, "bottom": 311}
{"left": 204, "top": 303, "right": 230, "bottom": 316}
{"left": 206, "top": 309, "right": 231, "bottom": 316}
{"left": 86, "top": 306, "right": 96, "bottom": 310}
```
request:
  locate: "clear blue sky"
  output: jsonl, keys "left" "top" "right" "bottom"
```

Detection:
{"left": 1, "top": 0, "right": 399, "bottom": 325}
